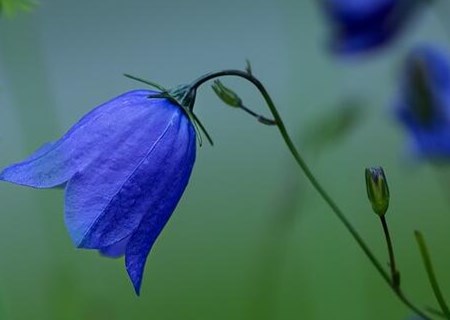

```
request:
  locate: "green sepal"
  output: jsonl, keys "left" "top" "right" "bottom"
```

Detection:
{"left": 124, "top": 73, "right": 213, "bottom": 146}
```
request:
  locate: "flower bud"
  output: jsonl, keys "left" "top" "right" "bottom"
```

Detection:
{"left": 365, "top": 167, "right": 390, "bottom": 216}
{"left": 211, "top": 80, "right": 242, "bottom": 108}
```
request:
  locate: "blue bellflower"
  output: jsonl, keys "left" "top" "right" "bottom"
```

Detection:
{"left": 322, "top": 0, "right": 421, "bottom": 54}
{"left": 396, "top": 46, "right": 450, "bottom": 159}
{"left": 0, "top": 90, "right": 196, "bottom": 294}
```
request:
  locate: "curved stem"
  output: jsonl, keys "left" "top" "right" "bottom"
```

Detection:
{"left": 189, "top": 70, "right": 431, "bottom": 319}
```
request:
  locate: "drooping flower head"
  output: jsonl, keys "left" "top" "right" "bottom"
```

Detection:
{"left": 0, "top": 66, "right": 277, "bottom": 296}
{"left": 0, "top": 90, "right": 197, "bottom": 294}
{"left": 321, "top": 0, "right": 422, "bottom": 54}
{"left": 396, "top": 45, "right": 450, "bottom": 159}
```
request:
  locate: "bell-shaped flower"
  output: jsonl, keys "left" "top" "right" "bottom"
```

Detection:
{"left": 0, "top": 90, "right": 197, "bottom": 294}
{"left": 321, "top": 0, "right": 422, "bottom": 54}
{"left": 395, "top": 46, "right": 450, "bottom": 159}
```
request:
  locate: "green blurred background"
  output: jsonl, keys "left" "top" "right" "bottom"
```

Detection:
{"left": 0, "top": 0, "right": 450, "bottom": 319}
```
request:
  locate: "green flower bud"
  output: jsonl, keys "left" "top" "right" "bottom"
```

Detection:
{"left": 211, "top": 80, "right": 242, "bottom": 108}
{"left": 365, "top": 167, "right": 390, "bottom": 216}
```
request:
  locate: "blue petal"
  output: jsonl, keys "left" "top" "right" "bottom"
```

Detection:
{"left": 0, "top": 90, "right": 159, "bottom": 188}
{"left": 412, "top": 130, "right": 450, "bottom": 158}
{"left": 124, "top": 118, "right": 196, "bottom": 295}
{"left": 396, "top": 45, "right": 450, "bottom": 158}
{"left": 65, "top": 96, "right": 196, "bottom": 250}
{"left": 326, "top": 0, "right": 394, "bottom": 26}
{"left": 332, "top": 27, "right": 390, "bottom": 54}
{"left": 324, "top": 0, "right": 421, "bottom": 54}
{"left": 407, "top": 47, "right": 450, "bottom": 95}
{"left": 100, "top": 236, "right": 130, "bottom": 258}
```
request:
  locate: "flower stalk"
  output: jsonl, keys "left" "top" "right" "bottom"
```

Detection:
{"left": 184, "top": 69, "right": 431, "bottom": 319}
{"left": 364, "top": 167, "right": 399, "bottom": 288}
{"left": 380, "top": 215, "right": 400, "bottom": 289}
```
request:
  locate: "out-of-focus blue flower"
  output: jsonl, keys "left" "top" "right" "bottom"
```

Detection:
{"left": 396, "top": 46, "right": 450, "bottom": 159}
{"left": 0, "top": 90, "right": 197, "bottom": 294}
{"left": 322, "top": 0, "right": 422, "bottom": 54}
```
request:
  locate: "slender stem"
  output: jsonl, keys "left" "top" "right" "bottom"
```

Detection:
{"left": 238, "top": 104, "right": 277, "bottom": 125}
{"left": 189, "top": 70, "right": 431, "bottom": 319}
{"left": 415, "top": 230, "right": 450, "bottom": 319}
{"left": 380, "top": 216, "right": 400, "bottom": 289}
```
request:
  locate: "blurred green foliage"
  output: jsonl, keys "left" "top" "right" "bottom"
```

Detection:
{"left": 0, "top": 0, "right": 37, "bottom": 17}
{"left": 302, "top": 99, "right": 364, "bottom": 155}
{"left": 0, "top": 0, "right": 36, "bottom": 17}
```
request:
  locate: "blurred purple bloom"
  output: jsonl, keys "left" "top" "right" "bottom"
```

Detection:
{"left": 0, "top": 90, "right": 196, "bottom": 294}
{"left": 396, "top": 46, "right": 450, "bottom": 159}
{"left": 322, "top": 0, "right": 422, "bottom": 54}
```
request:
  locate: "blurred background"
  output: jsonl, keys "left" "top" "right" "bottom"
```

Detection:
{"left": 0, "top": 0, "right": 450, "bottom": 319}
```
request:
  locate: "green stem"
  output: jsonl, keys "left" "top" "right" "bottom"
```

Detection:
{"left": 189, "top": 70, "right": 431, "bottom": 319}
{"left": 380, "top": 215, "right": 400, "bottom": 289}
{"left": 415, "top": 230, "right": 450, "bottom": 319}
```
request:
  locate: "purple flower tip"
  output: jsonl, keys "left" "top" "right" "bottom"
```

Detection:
{"left": 0, "top": 90, "right": 197, "bottom": 294}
